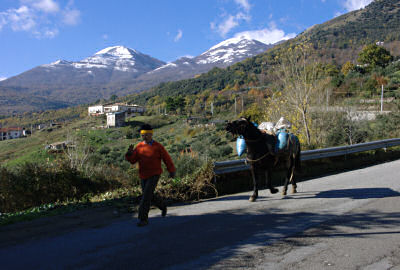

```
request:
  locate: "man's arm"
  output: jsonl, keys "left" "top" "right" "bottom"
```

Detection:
{"left": 159, "top": 143, "right": 176, "bottom": 174}
{"left": 125, "top": 144, "right": 138, "bottom": 164}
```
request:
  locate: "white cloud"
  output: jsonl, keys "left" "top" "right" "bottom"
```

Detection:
{"left": 3, "top": 6, "right": 36, "bottom": 32}
{"left": 211, "top": 0, "right": 252, "bottom": 37}
{"left": 234, "top": 0, "right": 251, "bottom": 12}
{"left": 62, "top": 8, "right": 80, "bottom": 25}
{"left": 334, "top": 11, "right": 343, "bottom": 17}
{"left": 212, "top": 12, "right": 251, "bottom": 37}
{"left": 343, "top": 0, "right": 373, "bottom": 11}
{"left": 174, "top": 29, "right": 183, "bottom": 42}
{"left": 0, "top": 0, "right": 80, "bottom": 38}
{"left": 215, "top": 14, "right": 239, "bottom": 37}
{"left": 43, "top": 28, "right": 58, "bottom": 38}
{"left": 233, "top": 27, "right": 296, "bottom": 44}
{"left": 31, "top": 0, "right": 59, "bottom": 13}
{"left": 0, "top": 77, "right": 7, "bottom": 81}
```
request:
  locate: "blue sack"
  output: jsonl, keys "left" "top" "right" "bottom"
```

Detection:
{"left": 276, "top": 130, "right": 289, "bottom": 152}
{"left": 236, "top": 136, "right": 246, "bottom": 156}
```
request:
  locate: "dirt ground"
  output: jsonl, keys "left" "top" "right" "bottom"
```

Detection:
{"left": 0, "top": 205, "right": 135, "bottom": 248}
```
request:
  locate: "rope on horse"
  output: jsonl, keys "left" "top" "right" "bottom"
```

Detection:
{"left": 245, "top": 151, "right": 271, "bottom": 164}
{"left": 244, "top": 137, "right": 263, "bottom": 143}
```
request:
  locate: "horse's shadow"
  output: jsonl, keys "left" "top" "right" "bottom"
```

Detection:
{"left": 210, "top": 187, "right": 400, "bottom": 202}
{"left": 309, "top": 187, "right": 400, "bottom": 200}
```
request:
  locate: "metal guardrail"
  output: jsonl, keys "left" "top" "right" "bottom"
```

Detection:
{"left": 214, "top": 138, "right": 400, "bottom": 175}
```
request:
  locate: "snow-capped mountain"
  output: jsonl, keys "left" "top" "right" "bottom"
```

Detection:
{"left": 0, "top": 38, "right": 274, "bottom": 114}
{"left": 196, "top": 37, "right": 270, "bottom": 65}
{"left": 2, "top": 46, "right": 165, "bottom": 87}
{"left": 70, "top": 46, "right": 164, "bottom": 72}
{"left": 133, "top": 37, "right": 272, "bottom": 87}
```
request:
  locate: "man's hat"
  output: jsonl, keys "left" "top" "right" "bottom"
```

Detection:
{"left": 140, "top": 124, "right": 153, "bottom": 134}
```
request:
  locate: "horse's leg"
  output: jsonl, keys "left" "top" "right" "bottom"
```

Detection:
{"left": 290, "top": 162, "right": 297, "bottom": 194}
{"left": 282, "top": 158, "right": 292, "bottom": 196}
{"left": 265, "top": 167, "right": 278, "bottom": 194}
{"left": 249, "top": 165, "right": 258, "bottom": 202}
{"left": 291, "top": 153, "right": 298, "bottom": 194}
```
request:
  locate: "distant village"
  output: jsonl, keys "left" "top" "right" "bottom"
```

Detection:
{"left": 0, "top": 102, "right": 145, "bottom": 142}
{"left": 88, "top": 102, "right": 145, "bottom": 127}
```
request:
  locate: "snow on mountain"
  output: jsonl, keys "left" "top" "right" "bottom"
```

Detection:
{"left": 143, "top": 37, "right": 271, "bottom": 80}
{"left": 41, "top": 46, "right": 165, "bottom": 73}
{"left": 196, "top": 37, "right": 270, "bottom": 65}
{"left": 95, "top": 46, "right": 137, "bottom": 58}
{"left": 130, "top": 37, "right": 273, "bottom": 94}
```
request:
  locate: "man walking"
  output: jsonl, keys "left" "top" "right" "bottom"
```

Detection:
{"left": 125, "top": 124, "right": 176, "bottom": 227}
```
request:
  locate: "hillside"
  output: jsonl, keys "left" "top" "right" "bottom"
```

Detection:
{"left": 125, "top": 0, "right": 400, "bottom": 102}
{"left": 299, "top": 0, "right": 400, "bottom": 63}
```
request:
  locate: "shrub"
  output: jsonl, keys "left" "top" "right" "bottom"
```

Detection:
{"left": 99, "top": 146, "right": 111, "bottom": 155}
{"left": 0, "top": 161, "right": 128, "bottom": 213}
{"left": 210, "top": 145, "right": 233, "bottom": 159}
{"left": 157, "top": 160, "right": 217, "bottom": 202}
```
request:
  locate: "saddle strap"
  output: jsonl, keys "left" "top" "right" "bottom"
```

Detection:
{"left": 246, "top": 152, "right": 271, "bottom": 163}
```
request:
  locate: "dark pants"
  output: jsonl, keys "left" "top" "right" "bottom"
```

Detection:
{"left": 138, "top": 175, "right": 165, "bottom": 221}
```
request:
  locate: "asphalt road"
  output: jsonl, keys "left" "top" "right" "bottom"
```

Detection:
{"left": 1, "top": 159, "right": 400, "bottom": 270}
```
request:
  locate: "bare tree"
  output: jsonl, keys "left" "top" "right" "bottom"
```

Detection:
{"left": 64, "top": 132, "right": 92, "bottom": 174}
{"left": 274, "top": 43, "right": 329, "bottom": 145}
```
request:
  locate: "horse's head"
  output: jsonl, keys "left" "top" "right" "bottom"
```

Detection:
{"left": 226, "top": 117, "right": 257, "bottom": 138}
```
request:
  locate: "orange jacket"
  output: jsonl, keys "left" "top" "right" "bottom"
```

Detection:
{"left": 125, "top": 141, "right": 176, "bottom": 179}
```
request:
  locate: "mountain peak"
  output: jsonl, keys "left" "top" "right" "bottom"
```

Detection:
{"left": 208, "top": 36, "right": 265, "bottom": 52}
{"left": 95, "top": 46, "right": 138, "bottom": 59}
{"left": 197, "top": 36, "right": 271, "bottom": 65}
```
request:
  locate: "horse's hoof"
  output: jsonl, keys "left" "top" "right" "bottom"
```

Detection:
{"left": 271, "top": 188, "right": 279, "bottom": 194}
{"left": 282, "top": 190, "right": 287, "bottom": 196}
{"left": 249, "top": 196, "right": 257, "bottom": 202}
{"left": 292, "top": 188, "right": 297, "bottom": 194}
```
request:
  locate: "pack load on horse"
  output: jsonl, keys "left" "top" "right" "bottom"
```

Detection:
{"left": 236, "top": 122, "right": 258, "bottom": 157}
{"left": 258, "top": 117, "right": 299, "bottom": 156}
{"left": 227, "top": 117, "right": 301, "bottom": 201}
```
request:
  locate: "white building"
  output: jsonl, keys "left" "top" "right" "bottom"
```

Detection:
{"left": 103, "top": 103, "right": 128, "bottom": 114}
{"left": 88, "top": 103, "right": 145, "bottom": 117}
{"left": 0, "top": 127, "right": 23, "bottom": 140}
{"left": 88, "top": 105, "right": 105, "bottom": 116}
{"left": 107, "top": 111, "right": 126, "bottom": 128}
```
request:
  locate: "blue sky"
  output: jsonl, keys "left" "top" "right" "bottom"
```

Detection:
{"left": 0, "top": 0, "right": 374, "bottom": 80}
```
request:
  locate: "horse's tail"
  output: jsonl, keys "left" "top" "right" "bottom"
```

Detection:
{"left": 294, "top": 138, "right": 302, "bottom": 174}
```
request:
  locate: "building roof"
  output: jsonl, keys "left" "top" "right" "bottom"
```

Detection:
{"left": 0, "top": 127, "right": 23, "bottom": 132}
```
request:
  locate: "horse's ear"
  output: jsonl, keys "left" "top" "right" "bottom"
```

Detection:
{"left": 246, "top": 116, "right": 251, "bottom": 122}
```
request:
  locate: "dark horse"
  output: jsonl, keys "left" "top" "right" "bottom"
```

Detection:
{"left": 226, "top": 117, "right": 302, "bottom": 202}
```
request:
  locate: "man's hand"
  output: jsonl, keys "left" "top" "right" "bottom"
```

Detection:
{"left": 169, "top": 172, "right": 176, "bottom": 178}
{"left": 126, "top": 145, "right": 134, "bottom": 156}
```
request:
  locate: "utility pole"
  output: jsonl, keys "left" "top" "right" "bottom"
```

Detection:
{"left": 211, "top": 102, "right": 214, "bottom": 116}
{"left": 376, "top": 76, "right": 387, "bottom": 112}
{"left": 234, "top": 97, "right": 237, "bottom": 116}
{"left": 326, "top": 88, "right": 329, "bottom": 110}
{"left": 380, "top": 84, "right": 384, "bottom": 112}
{"left": 241, "top": 95, "right": 244, "bottom": 113}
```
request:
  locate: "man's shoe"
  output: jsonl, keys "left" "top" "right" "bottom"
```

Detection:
{"left": 137, "top": 220, "right": 148, "bottom": 227}
{"left": 161, "top": 206, "right": 167, "bottom": 217}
